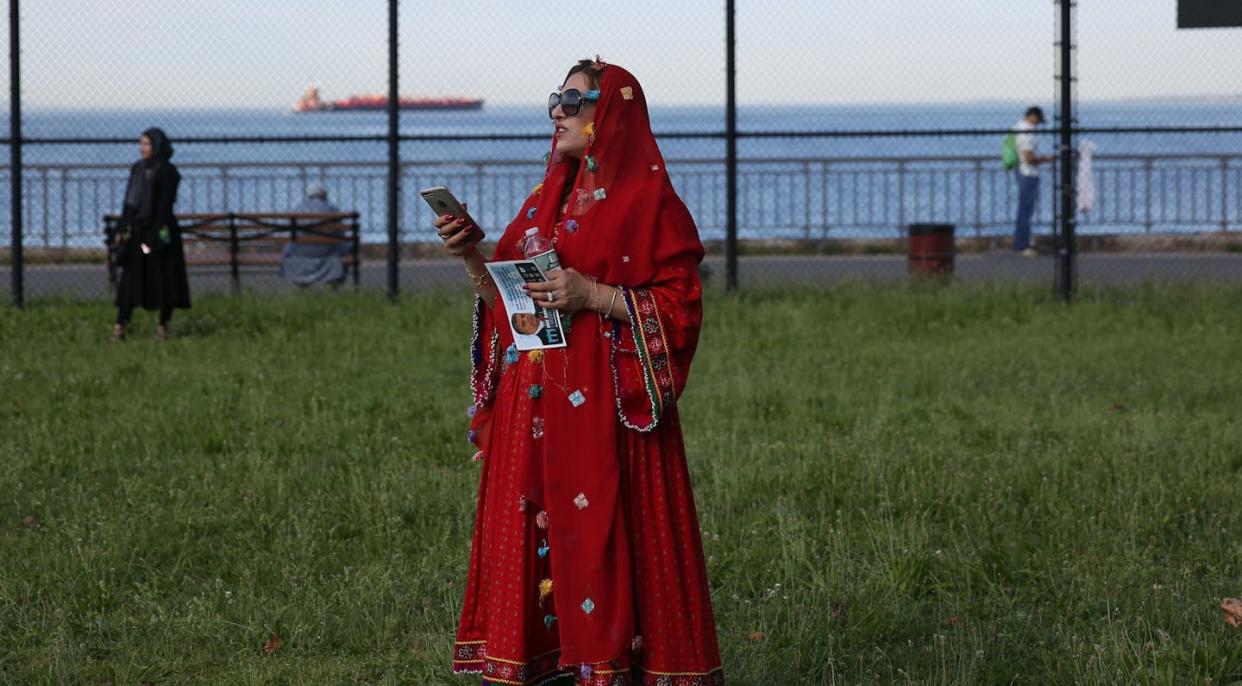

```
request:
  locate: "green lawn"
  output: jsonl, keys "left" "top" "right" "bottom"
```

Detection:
{"left": 2, "top": 284, "right": 1242, "bottom": 685}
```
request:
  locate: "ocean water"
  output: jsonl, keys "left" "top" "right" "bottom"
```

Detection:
{"left": 3, "top": 99, "right": 1240, "bottom": 245}
{"left": 10, "top": 98, "right": 1242, "bottom": 164}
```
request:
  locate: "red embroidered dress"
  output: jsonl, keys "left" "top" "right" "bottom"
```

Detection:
{"left": 452, "top": 64, "right": 723, "bottom": 685}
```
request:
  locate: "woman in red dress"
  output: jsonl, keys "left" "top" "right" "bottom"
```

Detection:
{"left": 435, "top": 58, "right": 723, "bottom": 686}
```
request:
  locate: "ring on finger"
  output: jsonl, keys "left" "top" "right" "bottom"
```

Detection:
{"left": 547, "top": 292, "right": 555, "bottom": 303}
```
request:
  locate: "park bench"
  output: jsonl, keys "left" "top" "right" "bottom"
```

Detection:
{"left": 104, "top": 211, "right": 361, "bottom": 292}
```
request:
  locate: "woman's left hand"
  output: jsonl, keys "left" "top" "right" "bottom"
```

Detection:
{"left": 525, "top": 268, "right": 593, "bottom": 313}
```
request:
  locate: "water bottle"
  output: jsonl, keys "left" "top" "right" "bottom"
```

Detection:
{"left": 521, "top": 227, "right": 561, "bottom": 271}
{"left": 520, "top": 227, "right": 570, "bottom": 332}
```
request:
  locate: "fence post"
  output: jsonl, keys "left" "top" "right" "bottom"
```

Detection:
{"left": 9, "top": 0, "right": 23, "bottom": 308}
{"left": 1056, "top": 0, "right": 1077, "bottom": 302}
{"left": 802, "top": 161, "right": 812, "bottom": 238}
{"left": 351, "top": 213, "right": 361, "bottom": 286}
{"left": 1144, "top": 158, "right": 1153, "bottom": 233}
{"left": 104, "top": 215, "right": 117, "bottom": 290}
{"left": 41, "top": 167, "right": 49, "bottom": 246}
{"left": 1221, "top": 157, "right": 1229, "bottom": 233}
{"left": 386, "top": 0, "right": 400, "bottom": 301}
{"left": 821, "top": 161, "right": 830, "bottom": 238}
{"left": 897, "top": 161, "right": 906, "bottom": 235}
{"left": 973, "top": 160, "right": 983, "bottom": 238}
{"left": 228, "top": 214, "right": 240, "bottom": 295}
{"left": 724, "top": 0, "right": 738, "bottom": 292}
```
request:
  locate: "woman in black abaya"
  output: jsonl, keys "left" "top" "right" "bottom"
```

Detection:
{"left": 112, "top": 128, "right": 190, "bottom": 341}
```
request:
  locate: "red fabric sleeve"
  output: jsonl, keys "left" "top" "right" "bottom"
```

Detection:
{"left": 466, "top": 196, "right": 533, "bottom": 458}
{"left": 609, "top": 256, "right": 702, "bottom": 432}
{"left": 467, "top": 295, "right": 503, "bottom": 459}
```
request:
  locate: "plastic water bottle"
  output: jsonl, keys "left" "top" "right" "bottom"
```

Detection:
{"left": 520, "top": 227, "right": 570, "bottom": 332}
{"left": 521, "top": 227, "right": 561, "bottom": 271}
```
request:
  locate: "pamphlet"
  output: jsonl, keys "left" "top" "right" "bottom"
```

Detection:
{"left": 484, "top": 259, "right": 568, "bottom": 350}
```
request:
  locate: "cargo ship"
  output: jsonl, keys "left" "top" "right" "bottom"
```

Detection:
{"left": 293, "top": 85, "right": 483, "bottom": 113}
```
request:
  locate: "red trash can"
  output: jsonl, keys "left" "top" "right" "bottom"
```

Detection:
{"left": 907, "top": 223, "right": 955, "bottom": 277}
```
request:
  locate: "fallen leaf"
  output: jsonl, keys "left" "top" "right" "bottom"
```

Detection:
{"left": 746, "top": 631, "right": 765, "bottom": 641}
{"left": 21, "top": 515, "right": 40, "bottom": 529}
{"left": 946, "top": 615, "right": 964, "bottom": 626}
{"left": 831, "top": 600, "right": 847, "bottom": 621}
{"left": 262, "top": 629, "right": 283, "bottom": 655}
{"left": 1108, "top": 403, "right": 1126, "bottom": 414}
{"left": 1221, "top": 598, "right": 1242, "bottom": 628}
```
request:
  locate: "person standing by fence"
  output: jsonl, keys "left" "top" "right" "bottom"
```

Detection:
{"left": 1012, "top": 106, "right": 1055, "bottom": 257}
{"left": 110, "top": 128, "right": 190, "bottom": 341}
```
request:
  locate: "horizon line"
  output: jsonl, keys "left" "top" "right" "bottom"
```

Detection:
{"left": 9, "top": 92, "right": 1242, "bottom": 114}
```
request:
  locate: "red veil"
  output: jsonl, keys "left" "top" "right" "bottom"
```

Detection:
{"left": 463, "top": 62, "right": 719, "bottom": 683}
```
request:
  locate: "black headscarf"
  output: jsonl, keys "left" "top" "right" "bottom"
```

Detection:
{"left": 125, "top": 128, "right": 174, "bottom": 214}
{"left": 142, "top": 127, "right": 174, "bottom": 164}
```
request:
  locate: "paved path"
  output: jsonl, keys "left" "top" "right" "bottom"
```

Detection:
{"left": 3, "top": 252, "right": 1240, "bottom": 300}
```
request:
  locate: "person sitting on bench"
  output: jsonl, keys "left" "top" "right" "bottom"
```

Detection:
{"left": 281, "top": 182, "right": 350, "bottom": 287}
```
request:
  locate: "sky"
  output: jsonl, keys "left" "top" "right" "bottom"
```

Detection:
{"left": 2, "top": 1, "right": 1241, "bottom": 110}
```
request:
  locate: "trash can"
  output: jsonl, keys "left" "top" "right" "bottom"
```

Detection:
{"left": 907, "top": 223, "right": 955, "bottom": 277}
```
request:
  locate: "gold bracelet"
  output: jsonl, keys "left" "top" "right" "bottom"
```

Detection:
{"left": 589, "top": 276, "right": 600, "bottom": 312}
{"left": 466, "top": 269, "right": 491, "bottom": 288}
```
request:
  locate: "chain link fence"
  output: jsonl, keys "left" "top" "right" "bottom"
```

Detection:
{"left": 3, "top": 1, "right": 1242, "bottom": 306}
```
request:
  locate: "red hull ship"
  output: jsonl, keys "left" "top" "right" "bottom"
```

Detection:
{"left": 293, "top": 85, "right": 483, "bottom": 112}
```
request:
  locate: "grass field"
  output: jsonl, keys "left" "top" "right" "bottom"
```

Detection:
{"left": 2, "top": 284, "right": 1242, "bottom": 685}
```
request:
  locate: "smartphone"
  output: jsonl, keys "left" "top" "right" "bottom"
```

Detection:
{"left": 420, "top": 186, "right": 478, "bottom": 230}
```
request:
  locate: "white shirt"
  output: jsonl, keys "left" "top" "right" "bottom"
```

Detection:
{"left": 1076, "top": 140, "right": 1097, "bottom": 214}
{"left": 1014, "top": 119, "right": 1039, "bottom": 177}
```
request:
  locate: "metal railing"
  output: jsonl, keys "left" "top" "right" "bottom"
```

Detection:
{"left": 1, "top": 153, "right": 1238, "bottom": 251}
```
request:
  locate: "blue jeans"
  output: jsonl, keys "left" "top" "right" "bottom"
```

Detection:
{"left": 1014, "top": 172, "right": 1040, "bottom": 251}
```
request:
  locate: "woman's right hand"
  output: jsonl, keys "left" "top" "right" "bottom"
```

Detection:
{"left": 434, "top": 205, "right": 485, "bottom": 257}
